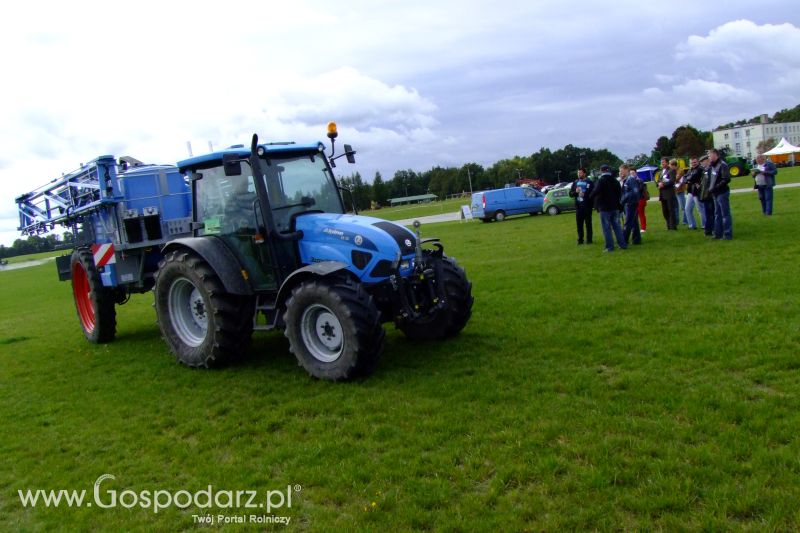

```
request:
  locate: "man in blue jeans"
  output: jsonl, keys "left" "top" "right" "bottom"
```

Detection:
{"left": 569, "top": 167, "right": 594, "bottom": 244}
{"left": 753, "top": 154, "right": 777, "bottom": 215}
{"left": 707, "top": 149, "right": 732, "bottom": 240}
{"left": 590, "top": 165, "right": 627, "bottom": 252}
{"left": 619, "top": 164, "right": 642, "bottom": 245}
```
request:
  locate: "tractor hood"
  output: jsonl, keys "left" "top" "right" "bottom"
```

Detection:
{"left": 294, "top": 213, "right": 417, "bottom": 283}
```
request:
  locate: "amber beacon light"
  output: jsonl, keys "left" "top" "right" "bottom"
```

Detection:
{"left": 327, "top": 122, "right": 338, "bottom": 139}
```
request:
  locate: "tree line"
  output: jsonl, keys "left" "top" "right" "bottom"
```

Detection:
{"left": 339, "top": 126, "right": 717, "bottom": 210}
{"left": 339, "top": 144, "right": 625, "bottom": 211}
{"left": 0, "top": 233, "right": 74, "bottom": 260}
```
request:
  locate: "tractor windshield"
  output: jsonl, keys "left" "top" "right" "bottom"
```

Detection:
{"left": 261, "top": 152, "right": 344, "bottom": 232}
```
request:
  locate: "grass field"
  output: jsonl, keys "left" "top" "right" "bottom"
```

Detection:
{"left": 1, "top": 176, "right": 799, "bottom": 530}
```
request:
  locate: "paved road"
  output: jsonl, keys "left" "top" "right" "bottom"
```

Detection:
{"left": 396, "top": 182, "right": 800, "bottom": 227}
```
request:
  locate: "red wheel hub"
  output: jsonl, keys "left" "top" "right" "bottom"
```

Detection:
{"left": 73, "top": 262, "right": 95, "bottom": 333}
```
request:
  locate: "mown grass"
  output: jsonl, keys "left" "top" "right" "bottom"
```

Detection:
{"left": 363, "top": 197, "right": 468, "bottom": 221}
{"left": 1, "top": 249, "right": 63, "bottom": 264}
{"left": 1, "top": 181, "right": 799, "bottom": 531}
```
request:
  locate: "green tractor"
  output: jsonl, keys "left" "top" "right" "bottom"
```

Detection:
{"left": 718, "top": 147, "right": 751, "bottom": 177}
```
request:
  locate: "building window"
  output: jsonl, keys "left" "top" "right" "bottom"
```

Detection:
{"left": 746, "top": 141, "right": 750, "bottom": 147}
{"left": 734, "top": 131, "right": 740, "bottom": 138}
{"left": 735, "top": 143, "right": 741, "bottom": 153}
{"left": 746, "top": 129, "right": 750, "bottom": 136}
{"left": 724, "top": 133, "right": 729, "bottom": 140}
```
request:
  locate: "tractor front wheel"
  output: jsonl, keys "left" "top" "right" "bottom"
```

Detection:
{"left": 729, "top": 163, "right": 742, "bottom": 177}
{"left": 397, "top": 254, "right": 473, "bottom": 341}
{"left": 283, "top": 276, "right": 385, "bottom": 380}
{"left": 71, "top": 248, "right": 116, "bottom": 343}
{"left": 154, "top": 250, "right": 253, "bottom": 367}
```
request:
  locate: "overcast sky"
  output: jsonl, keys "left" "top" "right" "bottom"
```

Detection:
{"left": 2, "top": 0, "right": 798, "bottom": 246}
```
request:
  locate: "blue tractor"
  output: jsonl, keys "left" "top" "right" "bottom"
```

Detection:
{"left": 16, "top": 125, "right": 473, "bottom": 380}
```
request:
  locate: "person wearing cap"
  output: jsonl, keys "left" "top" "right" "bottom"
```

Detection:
{"left": 569, "top": 167, "right": 594, "bottom": 244}
{"left": 707, "top": 148, "right": 732, "bottom": 239}
{"left": 657, "top": 157, "right": 677, "bottom": 230}
{"left": 699, "top": 155, "right": 716, "bottom": 237}
{"left": 589, "top": 164, "right": 627, "bottom": 252}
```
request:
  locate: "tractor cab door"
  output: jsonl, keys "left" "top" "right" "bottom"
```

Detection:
{"left": 193, "top": 164, "right": 278, "bottom": 291}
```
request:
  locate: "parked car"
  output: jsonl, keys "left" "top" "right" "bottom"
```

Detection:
{"left": 471, "top": 186, "right": 544, "bottom": 222}
{"left": 542, "top": 181, "right": 571, "bottom": 193}
{"left": 542, "top": 186, "right": 576, "bottom": 215}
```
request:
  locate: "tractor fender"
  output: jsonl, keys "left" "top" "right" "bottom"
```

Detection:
{"left": 161, "top": 237, "right": 253, "bottom": 295}
{"left": 276, "top": 261, "right": 350, "bottom": 311}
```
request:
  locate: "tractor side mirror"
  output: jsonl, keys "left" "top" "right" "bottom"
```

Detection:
{"left": 344, "top": 144, "right": 356, "bottom": 164}
{"left": 223, "top": 153, "right": 242, "bottom": 176}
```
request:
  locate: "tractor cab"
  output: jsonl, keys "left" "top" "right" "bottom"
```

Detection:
{"left": 178, "top": 140, "right": 344, "bottom": 291}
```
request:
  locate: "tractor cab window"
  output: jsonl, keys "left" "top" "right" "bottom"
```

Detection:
{"left": 193, "top": 163, "right": 275, "bottom": 290}
{"left": 195, "top": 165, "right": 258, "bottom": 236}
{"left": 261, "top": 154, "right": 343, "bottom": 232}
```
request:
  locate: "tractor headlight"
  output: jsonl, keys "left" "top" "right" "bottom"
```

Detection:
{"left": 257, "top": 146, "right": 265, "bottom": 156}
{"left": 400, "top": 260, "right": 411, "bottom": 271}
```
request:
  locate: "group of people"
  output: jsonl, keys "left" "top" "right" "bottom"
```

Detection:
{"left": 568, "top": 148, "right": 778, "bottom": 252}
{"left": 569, "top": 164, "right": 645, "bottom": 251}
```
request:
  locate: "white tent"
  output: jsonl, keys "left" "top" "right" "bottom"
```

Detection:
{"left": 763, "top": 137, "right": 800, "bottom": 156}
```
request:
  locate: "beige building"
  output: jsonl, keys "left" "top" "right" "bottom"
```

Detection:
{"left": 713, "top": 115, "right": 800, "bottom": 161}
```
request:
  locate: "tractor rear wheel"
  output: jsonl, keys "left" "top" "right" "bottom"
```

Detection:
{"left": 283, "top": 276, "right": 384, "bottom": 380}
{"left": 154, "top": 250, "right": 253, "bottom": 367}
{"left": 71, "top": 248, "right": 116, "bottom": 343}
{"left": 397, "top": 254, "right": 473, "bottom": 341}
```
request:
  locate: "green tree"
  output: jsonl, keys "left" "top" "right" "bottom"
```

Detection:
{"left": 756, "top": 137, "right": 778, "bottom": 154}
{"left": 773, "top": 104, "right": 800, "bottom": 123}
{"left": 654, "top": 136, "right": 674, "bottom": 158}
{"left": 387, "top": 170, "right": 427, "bottom": 198}
{"left": 371, "top": 172, "right": 388, "bottom": 206}
{"left": 460, "top": 163, "right": 485, "bottom": 192}
{"left": 672, "top": 125, "right": 706, "bottom": 157}
{"left": 425, "top": 166, "right": 459, "bottom": 199}
{"left": 339, "top": 172, "right": 371, "bottom": 211}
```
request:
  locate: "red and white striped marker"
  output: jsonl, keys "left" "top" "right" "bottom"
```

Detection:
{"left": 91, "top": 243, "right": 117, "bottom": 267}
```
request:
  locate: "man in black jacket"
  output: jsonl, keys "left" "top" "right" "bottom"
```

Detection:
{"left": 657, "top": 158, "right": 678, "bottom": 230}
{"left": 699, "top": 155, "right": 716, "bottom": 237}
{"left": 589, "top": 165, "right": 627, "bottom": 252}
{"left": 708, "top": 149, "right": 732, "bottom": 239}
{"left": 683, "top": 157, "right": 705, "bottom": 230}
{"left": 569, "top": 167, "right": 594, "bottom": 244}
